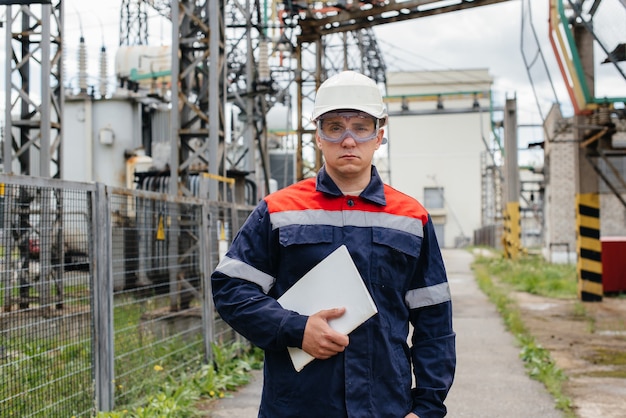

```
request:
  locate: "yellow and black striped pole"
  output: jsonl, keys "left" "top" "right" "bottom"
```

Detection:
{"left": 575, "top": 193, "right": 602, "bottom": 301}
{"left": 503, "top": 202, "right": 522, "bottom": 260}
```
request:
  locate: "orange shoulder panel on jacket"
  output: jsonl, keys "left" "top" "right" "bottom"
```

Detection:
{"left": 382, "top": 184, "right": 430, "bottom": 222}
{"left": 265, "top": 178, "right": 429, "bottom": 224}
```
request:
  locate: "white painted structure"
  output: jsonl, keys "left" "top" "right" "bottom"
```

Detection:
{"left": 385, "top": 70, "right": 494, "bottom": 248}
{"left": 63, "top": 95, "right": 154, "bottom": 188}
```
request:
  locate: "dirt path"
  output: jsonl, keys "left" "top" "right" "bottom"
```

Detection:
{"left": 512, "top": 292, "right": 626, "bottom": 418}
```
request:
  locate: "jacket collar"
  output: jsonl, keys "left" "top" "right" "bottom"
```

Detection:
{"left": 316, "top": 165, "right": 387, "bottom": 206}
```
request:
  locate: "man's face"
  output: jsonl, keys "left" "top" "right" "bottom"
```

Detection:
{"left": 316, "top": 111, "right": 384, "bottom": 180}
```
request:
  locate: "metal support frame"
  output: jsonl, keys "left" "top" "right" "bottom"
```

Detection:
{"left": 296, "top": 0, "right": 511, "bottom": 41}
{"left": 165, "top": 0, "right": 227, "bottom": 201}
{"left": 296, "top": 37, "right": 322, "bottom": 180}
{"left": 3, "top": 1, "right": 63, "bottom": 178}
{"left": 166, "top": 0, "right": 272, "bottom": 200}
{"left": 223, "top": 0, "right": 272, "bottom": 199}
{"left": 120, "top": 0, "right": 149, "bottom": 46}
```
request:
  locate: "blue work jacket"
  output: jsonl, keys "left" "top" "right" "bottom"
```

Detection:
{"left": 212, "top": 166, "right": 456, "bottom": 418}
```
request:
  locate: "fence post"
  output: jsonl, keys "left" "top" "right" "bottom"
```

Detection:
{"left": 168, "top": 204, "right": 180, "bottom": 311}
{"left": 201, "top": 202, "right": 214, "bottom": 364}
{"left": 2, "top": 185, "right": 12, "bottom": 311}
{"left": 93, "top": 183, "right": 115, "bottom": 411}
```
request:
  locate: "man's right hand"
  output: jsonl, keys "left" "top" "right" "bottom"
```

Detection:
{"left": 301, "top": 307, "right": 349, "bottom": 359}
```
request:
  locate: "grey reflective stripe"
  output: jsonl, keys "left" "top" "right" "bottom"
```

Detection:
{"left": 405, "top": 282, "right": 451, "bottom": 309}
{"left": 271, "top": 209, "right": 345, "bottom": 228}
{"left": 271, "top": 209, "right": 423, "bottom": 237}
{"left": 215, "top": 256, "right": 276, "bottom": 294}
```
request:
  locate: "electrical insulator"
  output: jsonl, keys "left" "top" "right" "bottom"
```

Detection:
{"left": 258, "top": 40, "right": 270, "bottom": 84}
{"left": 99, "top": 46, "right": 108, "bottom": 98}
{"left": 78, "top": 36, "right": 88, "bottom": 94}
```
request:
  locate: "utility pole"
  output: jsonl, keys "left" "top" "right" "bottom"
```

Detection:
{"left": 502, "top": 97, "right": 522, "bottom": 259}
{"left": 574, "top": 24, "right": 602, "bottom": 302}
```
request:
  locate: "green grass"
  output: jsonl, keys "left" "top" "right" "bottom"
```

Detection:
{"left": 97, "top": 342, "right": 264, "bottom": 418}
{"left": 105, "top": 295, "right": 265, "bottom": 416}
{"left": 472, "top": 251, "right": 576, "bottom": 417}
{"left": 1, "top": 291, "right": 263, "bottom": 418}
{"left": 0, "top": 285, "right": 94, "bottom": 416}
{"left": 476, "top": 252, "right": 577, "bottom": 298}
{"left": 0, "top": 335, "right": 94, "bottom": 416}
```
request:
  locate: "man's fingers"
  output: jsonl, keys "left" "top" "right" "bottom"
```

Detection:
{"left": 326, "top": 329, "right": 349, "bottom": 349}
{"left": 317, "top": 308, "right": 349, "bottom": 347}
{"left": 302, "top": 308, "right": 350, "bottom": 358}
{"left": 319, "top": 307, "right": 346, "bottom": 320}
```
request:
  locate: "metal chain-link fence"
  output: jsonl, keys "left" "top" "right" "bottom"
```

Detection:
{"left": 0, "top": 174, "right": 253, "bottom": 417}
{"left": 0, "top": 177, "right": 95, "bottom": 417}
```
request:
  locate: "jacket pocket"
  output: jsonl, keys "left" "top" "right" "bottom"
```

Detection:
{"left": 370, "top": 227, "right": 421, "bottom": 290}
{"left": 276, "top": 225, "right": 335, "bottom": 290}
{"left": 278, "top": 224, "right": 334, "bottom": 247}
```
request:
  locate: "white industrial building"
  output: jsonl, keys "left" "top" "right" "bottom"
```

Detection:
{"left": 385, "top": 70, "right": 495, "bottom": 248}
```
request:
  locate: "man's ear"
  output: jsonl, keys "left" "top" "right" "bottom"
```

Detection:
{"left": 376, "top": 130, "right": 385, "bottom": 148}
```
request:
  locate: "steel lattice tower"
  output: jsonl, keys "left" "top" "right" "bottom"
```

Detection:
{"left": 3, "top": 0, "right": 63, "bottom": 178}
{"left": 120, "top": 0, "right": 149, "bottom": 46}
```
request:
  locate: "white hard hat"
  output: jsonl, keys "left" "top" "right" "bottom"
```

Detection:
{"left": 311, "top": 71, "right": 388, "bottom": 126}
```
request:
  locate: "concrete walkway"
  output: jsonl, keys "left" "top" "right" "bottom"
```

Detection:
{"left": 207, "top": 249, "right": 563, "bottom": 417}
{"left": 444, "top": 249, "right": 561, "bottom": 417}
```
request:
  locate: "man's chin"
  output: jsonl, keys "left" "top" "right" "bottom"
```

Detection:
{"left": 334, "top": 165, "right": 365, "bottom": 176}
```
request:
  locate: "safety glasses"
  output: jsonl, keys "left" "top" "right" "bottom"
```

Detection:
{"left": 317, "top": 111, "right": 380, "bottom": 143}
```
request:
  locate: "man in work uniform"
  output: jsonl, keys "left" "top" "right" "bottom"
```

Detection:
{"left": 211, "top": 70, "right": 456, "bottom": 417}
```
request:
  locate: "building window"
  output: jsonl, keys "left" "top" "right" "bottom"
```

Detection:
{"left": 424, "top": 187, "right": 444, "bottom": 209}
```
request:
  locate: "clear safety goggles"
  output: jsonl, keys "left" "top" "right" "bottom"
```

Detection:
{"left": 316, "top": 111, "right": 380, "bottom": 143}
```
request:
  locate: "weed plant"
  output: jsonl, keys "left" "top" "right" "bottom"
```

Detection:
{"left": 97, "top": 342, "right": 263, "bottom": 418}
{"left": 102, "top": 294, "right": 264, "bottom": 417}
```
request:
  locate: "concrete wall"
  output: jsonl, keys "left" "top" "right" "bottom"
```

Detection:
{"left": 601, "top": 193, "right": 626, "bottom": 237}
{"left": 543, "top": 106, "right": 577, "bottom": 263}
{"left": 542, "top": 104, "right": 626, "bottom": 263}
